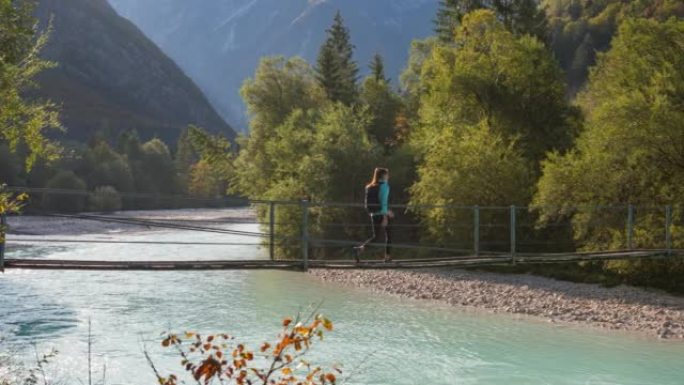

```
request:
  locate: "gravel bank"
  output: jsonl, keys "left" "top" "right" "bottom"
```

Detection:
{"left": 310, "top": 268, "right": 684, "bottom": 339}
{"left": 6, "top": 208, "right": 255, "bottom": 236}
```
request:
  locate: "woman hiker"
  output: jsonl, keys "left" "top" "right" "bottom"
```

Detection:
{"left": 354, "top": 167, "right": 393, "bottom": 263}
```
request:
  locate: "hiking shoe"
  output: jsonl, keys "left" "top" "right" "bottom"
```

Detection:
{"left": 353, "top": 246, "right": 363, "bottom": 263}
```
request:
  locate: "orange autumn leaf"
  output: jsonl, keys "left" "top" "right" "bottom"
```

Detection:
{"left": 193, "top": 358, "right": 221, "bottom": 381}
{"left": 156, "top": 314, "right": 337, "bottom": 384}
{"left": 322, "top": 318, "right": 333, "bottom": 331}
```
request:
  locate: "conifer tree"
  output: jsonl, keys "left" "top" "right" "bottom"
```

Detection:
{"left": 315, "top": 11, "right": 358, "bottom": 105}
{"left": 316, "top": 41, "right": 342, "bottom": 101}
{"left": 434, "top": 0, "right": 461, "bottom": 42}
{"left": 369, "top": 53, "right": 388, "bottom": 83}
{"left": 361, "top": 53, "right": 402, "bottom": 147}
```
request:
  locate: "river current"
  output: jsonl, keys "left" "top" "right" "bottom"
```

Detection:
{"left": 1, "top": 209, "right": 683, "bottom": 384}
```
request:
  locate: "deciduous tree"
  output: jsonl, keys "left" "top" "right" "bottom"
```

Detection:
{"left": 415, "top": 10, "right": 577, "bottom": 166}
{"left": 0, "top": 0, "right": 61, "bottom": 170}
{"left": 534, "top": 17, "right": 684, "bottom": 290}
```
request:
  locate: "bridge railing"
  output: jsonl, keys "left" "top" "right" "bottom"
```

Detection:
{"left": 296, "top": 200, "right": 684, "bottom": 267}
{"left": 2, "top": 186, "right": 684, "bottom": 271}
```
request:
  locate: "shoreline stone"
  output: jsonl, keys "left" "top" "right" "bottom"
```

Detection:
{"left": 309, "top": 268, "right": 684, "bottom": 340}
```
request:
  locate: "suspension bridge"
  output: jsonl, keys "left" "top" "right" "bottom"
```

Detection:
{"left": 1, "top": 187, "right": 682, "bottom": 271}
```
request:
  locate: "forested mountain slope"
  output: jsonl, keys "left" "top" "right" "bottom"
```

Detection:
{"left": 34, "top": 0, "right": 235, "bottom": 143}
{"left": 544, "top": 0, "right": 684, "bottom": 93}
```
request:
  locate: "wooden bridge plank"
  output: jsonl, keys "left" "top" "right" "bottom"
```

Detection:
{"left": 2, "top": 250, "right": 681, "bottom": 271}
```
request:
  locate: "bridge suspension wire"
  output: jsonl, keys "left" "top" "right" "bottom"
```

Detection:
{"left": 6, "top": 238, "right": 269, "bottom": 246}
{"left": 42, "top": 213, "right": 276, "bottom": 239}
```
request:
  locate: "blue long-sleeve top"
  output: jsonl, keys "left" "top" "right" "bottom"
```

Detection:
{"left": 377, "top": 181, "right": 390, "bottom": 216}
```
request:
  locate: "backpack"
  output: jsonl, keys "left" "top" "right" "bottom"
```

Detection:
{"left": 364, "top": 184, "right": 380, "bottom": 214}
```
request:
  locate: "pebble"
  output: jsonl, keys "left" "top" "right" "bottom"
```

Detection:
{"left": 309, "top": 268, "right": 684, "bottom": 339}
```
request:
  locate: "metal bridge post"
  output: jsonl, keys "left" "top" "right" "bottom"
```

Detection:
{"left": 301, "top": 200, "right": 309, "bottom": 272}
{"left": 510, "top": 205, "right": 516, "bottom": 265}
{"left": 269, "top": 202, "right": 275, "bottom": 261}
{"left": 665, "top": 205, "right": 672, "bottom": 256}
{"left": 0, "top": 212, "right": 6, "bottom": 272}
{"left": 627, "top": 204, "right": 634, "bottom": 250}
{"left": 473, "top": 205, "right": 480, "bottom": 256}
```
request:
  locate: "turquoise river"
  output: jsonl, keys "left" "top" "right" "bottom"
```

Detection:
{"left": 1, "top": 209, "right": 683, "bottom": 384}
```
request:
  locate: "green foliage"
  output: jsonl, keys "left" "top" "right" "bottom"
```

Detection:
{"left": 187, "top": 160, "right": 223, "bottom": 199}
{"left": 315, "top": 11, "right": 359, "bottom": 105}
{"left": 117, "top": 129, "right": 143, "bottom": 161}
{"left": 42, "top": 170, "right": 87, "bottom": 212}
{"left": 174, "top": 127, "right": 198, "bottom": 191}
{"left": 236, "top": 57, "right": 326, "bottom": 199}
{"left": 2, "top": 129, "right": 216, "bottom": 211}
{"left": 410, "top": 121, "right": 532, "bottom": 246}
{"left": 138, "top": 138, "right": 178, "bottom": 195}
{"left": 267, "top": 105, "right": 379, "bottom": 258}
{"left": 406, "top": 9, "right": 576, "bottom": 253}
{"left": 0, "top": 143, "right": 23, "bottom": 185}
{"left": 412, "top": 121, "right": 532, "bottom": 207}
{"left": 233, "top": 96, "right": 381, "bottom": 258}
{"left": 434, "top": 0, "right": 467, "bottom": 42}
{"left": 434, "top": 0, "right": 548, "bottom": 42}
{"left": 242, "top": 57, "right": 325, "bottom": 133}
{"left": 79, "top": 141, "right": 135, "bottom": 192}
{"left": 187, "top": 125, "right": 233, "bottom": 181}
{"left": 236, "top": 57, "right": 330, "bottom": 257}
{"left": 414, "top": 10, "right": 577, "bottom": 166}
{"left": 0, "top": 0, "right": 61, "bottom": 170}
{"left": 88, "top": 185, "right": 122, "bottom": 212}
{"left": 534, "top": 17, "right": 684, "bottom": 285}
{"left": 535, "top": 17, "right": 684, "bottom": 238}
{"left": 369, "top": 52, "right": 388, "bottom": 83}
{"left": 360, "top": 59, "right": 403, "bottom": 148}
{"left": 544, "top": 0, "right": 684, "bottom": 92}
{"left": 0, "top": 185, "right": 28, "bottom": 244}
{"left": 399, "top": 37, "right": 439, "bottom": 119}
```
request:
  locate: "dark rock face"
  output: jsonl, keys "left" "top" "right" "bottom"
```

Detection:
{"left": 107, "top": 0, "right": 438, "bottom": 130}
{"left": 34, "top": 0, "right": 235, "bottom": 143}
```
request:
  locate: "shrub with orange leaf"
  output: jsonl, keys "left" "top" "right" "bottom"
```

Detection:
{"left": 149, "top": 313, "right": 340, "bottom": 385}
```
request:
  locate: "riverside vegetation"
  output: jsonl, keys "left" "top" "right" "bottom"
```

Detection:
{"left": 228, "top": 2, "right": 684, "bottom": 293}
{"left": 2, "top": 2, "right": 684, "bottom": 287}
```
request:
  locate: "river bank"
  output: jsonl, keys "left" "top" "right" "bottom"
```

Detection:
{"left": 310, "top": 268, "right": 684, "bottom": 339}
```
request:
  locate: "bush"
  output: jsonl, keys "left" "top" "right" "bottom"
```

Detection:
{"left": 152, "top": 313, "right": 338, "bottom": 385}
{"left": 42, "top": 171, "right": 87, "bottom": 212}
{"left": 89, "top": 185, "right": 122, "bottom": 212}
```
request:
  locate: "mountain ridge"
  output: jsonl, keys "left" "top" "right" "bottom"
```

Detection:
{"left": 34, "top": 0, "right": 235, "bottom": 143}
{"left": 108, "top": 0, "right": 438, "bottom": 130}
